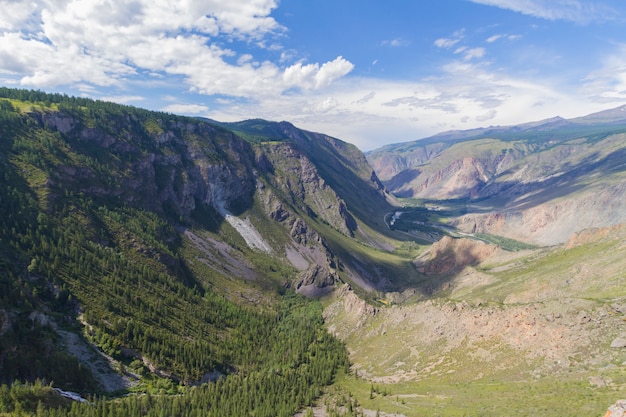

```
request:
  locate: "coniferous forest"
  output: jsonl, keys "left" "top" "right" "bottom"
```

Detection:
{"left": 0, "top": 88, "right": 351, "bottom": 416}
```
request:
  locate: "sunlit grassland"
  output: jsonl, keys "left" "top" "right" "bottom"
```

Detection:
{"left": 323, "top": 308, "right": 626, "bottom": 416}
{"left": 322, "top": 225, "right": 626, "bottom": 416}
{"left": 472, "top": 237, "right": 626, "bottom": 303}
{"left": 329, "top": 369, "right": 625, "bottom": 417}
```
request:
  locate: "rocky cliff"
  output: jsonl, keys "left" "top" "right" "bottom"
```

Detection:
{"left": 36, "top": 108, "right": 258, "bottom": 217}
{"left": 367, "top": 108, "right": 626, "bottom": 245}
{"left": 2, "top": 92, "right": 402, "bottom": 299}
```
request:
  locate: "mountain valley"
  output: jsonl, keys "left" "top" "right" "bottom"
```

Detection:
{"left": 1, "top": 88, "right": 625, "bottom": 416}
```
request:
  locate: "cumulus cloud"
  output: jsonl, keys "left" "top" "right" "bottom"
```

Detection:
{"left": 0, "top": 0, "right": 352, "bottom": 97}
{"left": 283, "top": 56, "right": 354, "bottom": 90}
{"left": 468, "top": 0, "right": 618, "bottom": 24}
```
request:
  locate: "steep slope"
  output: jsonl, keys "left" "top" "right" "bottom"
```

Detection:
{"left": 1, "top": 89, "right": 408, "bottom": 411}
{"left": 213, "top": 118, "right": 394, "bottom": 235}
{"left": 367, "top": 106, "right": 626, "bottom": 245}
{"left": 212, "top": 118, "right": 420, "bottom": 295}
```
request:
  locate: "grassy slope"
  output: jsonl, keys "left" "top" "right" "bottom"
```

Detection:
{"left": 322, "top": 226, "right": 626, "bottom": 416}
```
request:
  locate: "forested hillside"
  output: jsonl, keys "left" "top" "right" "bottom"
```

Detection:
{"left": 0, "top": 88, "right": 357, "bottom": 416}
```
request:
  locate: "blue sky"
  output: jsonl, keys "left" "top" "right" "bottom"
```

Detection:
{"left": 1, "top": 0, "right": 626, "bottom": 150}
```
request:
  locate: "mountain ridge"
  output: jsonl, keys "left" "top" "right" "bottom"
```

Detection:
{"left": 369, "top": 104, "right": 626, "bottom": 153}
{"left": 2, "top": 88, "right": 625, "bottom": 416}
{"left": 367, "top": 104, "right": 626, "bottom": 245}
{"left": 0, "top": 89, "right": 386, "bottom": 406}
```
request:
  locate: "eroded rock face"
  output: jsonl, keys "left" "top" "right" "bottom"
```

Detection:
{"left": 452, "top": 185, "right": 626, "bottom": 245}
{"left": 31, "top": 110, "right": 257, "bottom": 218}
{"left": 340, "top": 285, "right": 378, "bottom": 318}
{"left": 256, "top": 142, "right": 358, "bottom": 236}
{"left": 605, "top": 400, "right": 626, "bottom": 417}
{"left": 413, "top": 236, "right": 499, "bottom": 276}
{"left": 261, "top": 189, "right": 340, "bottom": 291}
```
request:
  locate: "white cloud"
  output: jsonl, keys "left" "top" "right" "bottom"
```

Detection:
{"left": 354, "top": 91, "right": 376, "bottom": 105}
{"left": 434, "top": 30, "right": 465, "bottom": 49}
{"left": 162, "top": 103, "right": 211, "bottom": 114}
{"left": 314, "top": 57, "right": 355, "bottom": 89}
{"left": 468, "top": 0, "right": 618, "bottom": 24}
{"left": 0, "top": 0, "right": 352, "bottom": 98}
{"left": 581, "top": 44, "right": 626, "bottom": 102}
{"left": 381, "top": 38, "right": 410, "bottom": 47}
{"left": 463, "top": 47, "right": 486, "bottom": 61}
{"left": 311, "top": 97, "right": 339, "bottom": 114}
{"left": 0, "top": 0, "right": 40, "bottom": 30}
{"left": 283, "top": 56, "right": 354, "bottom": 91}
{"left": 489, "top": 33, "right": 523, "bottom": 43}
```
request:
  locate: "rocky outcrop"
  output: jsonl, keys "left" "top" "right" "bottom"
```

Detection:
{"left": 387, "top": 156, "right": 499, "bottom": 199}
{"left": 33, "top": 110, "right": 257, "bottom": 218}
{"left": 566, "top": 225, "right": 624, "bottom": 249}
{"left": 262, "top": 189, "right": 340, "bottom": 292}
{"left": 452, "top": 184, "right": 626, "bottom": 245}
{"left": 367, "top": 142, "right": 450, "bottom": 181}
{"left": 340, "top": 285, "right": 378, "bottom": 317}
{"left": 605, "top": 400, "right": 626, "bottom": 417}
{"left": 256, "top": 142, "right": 358, "bottom": 236}
{"left": 413, "top": 236, "right": 498, "bottom": 276}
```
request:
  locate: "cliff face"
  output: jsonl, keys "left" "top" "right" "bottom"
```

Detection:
{"left": 368, "top": 118, "right": 626, "bottom": 245}
{"left": 256, "top": 141, "right": 358, "bottom": 237}
{"left": 38, "top": 110, "right": 257, "bottom": 217}
{"left": 452, "top": 181, "right": 626, "bottom": 245}
{"left": 7, "top": 100, "right": 401, "bottom": 298}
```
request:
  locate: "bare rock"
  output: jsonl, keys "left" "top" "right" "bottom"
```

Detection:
{"left": 577, "top": 310, "right": 591, "bottom": 324}
{"left": 610, "top": 337, "right": 626, "bottom": 348}
{"left": 605, "top": 400, "right": 626, "bottom": 417}
{"left": 413, "top": 236, "right": 498, "bottom": 275}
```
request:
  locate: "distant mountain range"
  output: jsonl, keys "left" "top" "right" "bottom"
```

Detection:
{"left": 367, "top": 104, "right": 626, "bottom": 245}
{"left": 372, "top": 104, "right": 626, "bottom": 149}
